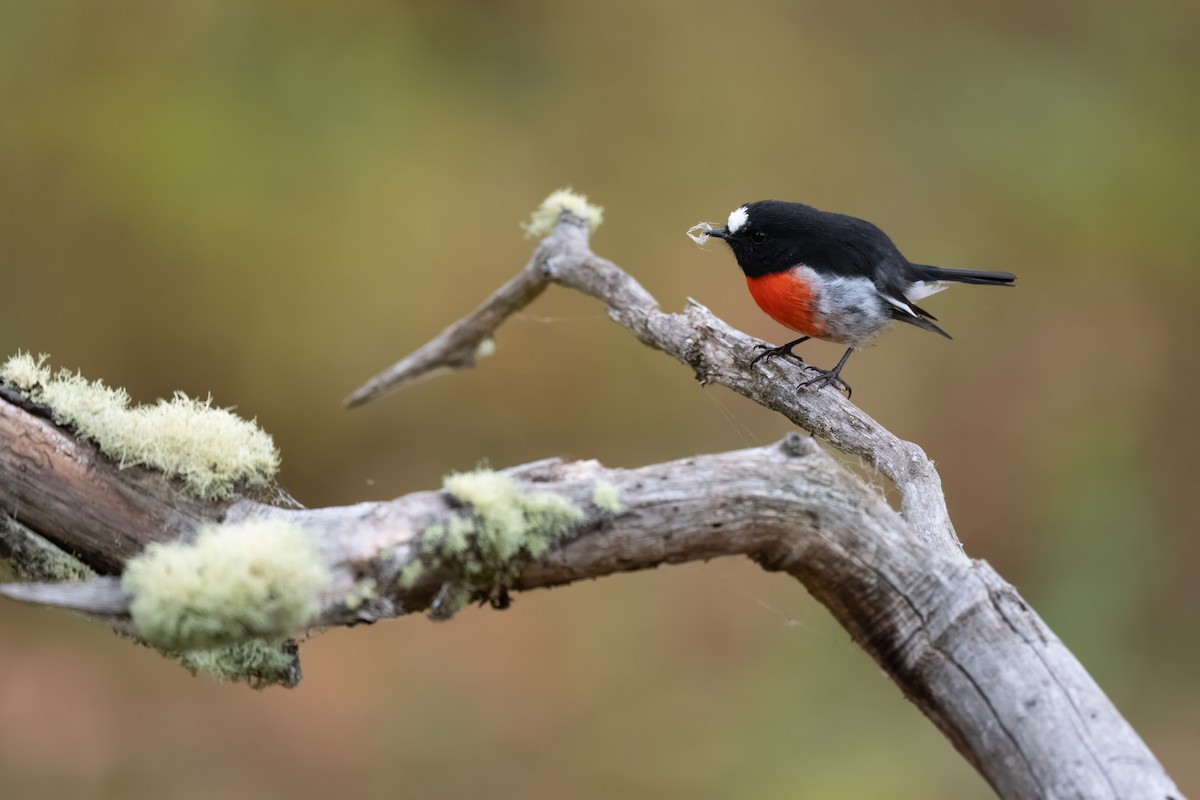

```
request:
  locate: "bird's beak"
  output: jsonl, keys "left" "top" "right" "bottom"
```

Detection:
{"left": 707, "top": 227, "right": 729, "bottom": 240}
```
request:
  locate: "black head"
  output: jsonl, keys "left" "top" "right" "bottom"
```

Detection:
{"left": 707, "top": 199, "right": 901, "bottom": 280}
{"left": 706, "top": 200, "right": 827, "bottom": 278}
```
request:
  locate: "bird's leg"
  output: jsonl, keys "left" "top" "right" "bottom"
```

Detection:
{"left": 798, "top": 347, "right": 854, "bottom": 399}
{"left": 750, "top": 336, "right": 810, "bottom": 367}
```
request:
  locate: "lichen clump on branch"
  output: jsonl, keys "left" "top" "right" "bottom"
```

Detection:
{"left": 176, "top": 639, "right": 300, "bottom": 689}
{"left": 591, "top": 481, "right": 623, "bottom": 514}
{"left": 415, "top": 468, "right": 586, "bottom": 617}
{"left": 520, "top": 188, "right": 604, "bottom": 239}
{"left": 0, "top": 352, "right": 279, "bottom": 499}
{"left": 122, "top": 519, "right": 329, "bottom": 651}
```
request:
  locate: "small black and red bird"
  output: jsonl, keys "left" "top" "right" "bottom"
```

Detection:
{"left": 703, "top": 200, "right": 1016, "bottom": 395}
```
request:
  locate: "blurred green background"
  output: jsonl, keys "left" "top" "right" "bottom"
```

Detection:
{"left": 1, "top": 0, "right": 1197, "bottom": 797}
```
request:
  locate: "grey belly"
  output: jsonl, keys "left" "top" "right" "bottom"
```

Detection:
{"left": 798, "top": 267, "right": 889, "bottom": 346}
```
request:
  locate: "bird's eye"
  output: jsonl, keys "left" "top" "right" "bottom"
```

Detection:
{"left": 751, "top": 230, "right": 767, "bottom": 244}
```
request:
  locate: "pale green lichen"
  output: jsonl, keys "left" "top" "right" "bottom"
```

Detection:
{"left": 441, "top": 515, "right": 475, "bottom": 557}
{"left": 122, "top": 519, "right": 330, "bottom": 651}
{"left": 343, "top": 578, "right": 376, "bottom": 611}
{"left": 0, "top": 352, "right": 280, "bottom": 500}
{"left": 0, "top": 351, "right": 51, "bottom": 390}
{"left": 398, "top": 559, "right": 425, "bottom": 589}
{"left": 475, "top": 338, "right": 496, "bottom": 359}
{"left": 176, "top": 638, "right": 300, "bottom": 689}
{"left": 591, "top": 481, "right": 623, "bottom": 514}
{"left": 520, "top": 188, "right": 604, "bottom": 239}
{"left": 412, "top": 469, "right": 585, "bottom": 618}
{"left": 442, "top": 469, "right": 584, "bottom": 564}
{"left": 421, "top": 522, "right": 446, "bottom": 553}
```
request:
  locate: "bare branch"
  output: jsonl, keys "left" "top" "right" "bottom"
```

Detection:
{"left": 343, "top": 260, "right": 549, "bottom": 407}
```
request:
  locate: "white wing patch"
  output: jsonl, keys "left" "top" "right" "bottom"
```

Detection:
{"left": 727, "top": 205, "right": 749, "bottom": 234}
{"left": 883, "top": 294, "right": 920, "bottom": 318}
{"left": 906, "top": 280, "right": 947, "bottom": 301}
{"left": 885, "top": 281, "right": 950, "bottom": 317}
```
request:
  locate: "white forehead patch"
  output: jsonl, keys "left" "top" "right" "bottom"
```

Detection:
{"left": 727, "top": 206, "right": 749, "bottom": 234}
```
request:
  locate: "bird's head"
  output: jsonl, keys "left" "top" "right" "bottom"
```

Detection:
{"left": 706, "top": 200, "right": 812, "bottom": 277}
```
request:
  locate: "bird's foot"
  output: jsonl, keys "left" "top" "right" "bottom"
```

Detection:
{"left": 749, "top": 336, "right": 810, "bottom": 368}
{"left": 797, "top": 367, "right": 852, "bottom": 399}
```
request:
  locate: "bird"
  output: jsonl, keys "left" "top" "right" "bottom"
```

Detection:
{"left": 702, "top": 200, "right": 1016, "bottom": 397}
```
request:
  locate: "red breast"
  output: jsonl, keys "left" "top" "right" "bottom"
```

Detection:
{"left": 745, "top": 271, "right": 827, "bottom": 338}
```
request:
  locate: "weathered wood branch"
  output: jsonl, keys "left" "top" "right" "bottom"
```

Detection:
{"left": 0, "top": 211, "right": 1184, "bottom": 798}
{"left": 347, "top": 213, "right": 958, "bottom": 553}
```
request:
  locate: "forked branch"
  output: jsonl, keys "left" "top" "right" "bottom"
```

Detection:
{"left": 348, "top": 212, "right": 959, "bottom": 554}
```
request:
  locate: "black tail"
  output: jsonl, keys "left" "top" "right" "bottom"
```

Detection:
{"left": 914, "top": 264, "right": 1016, "bottom": 286}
